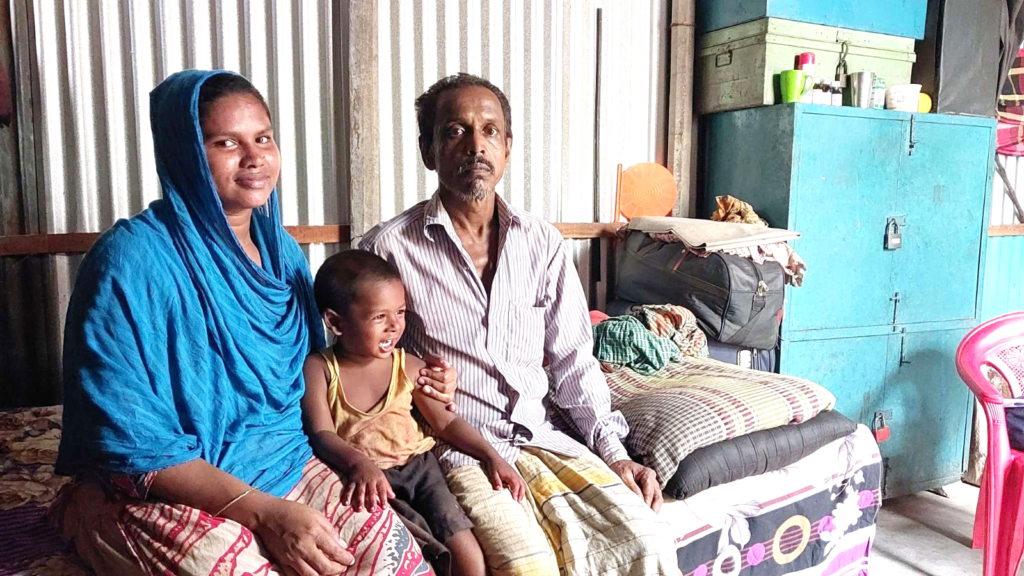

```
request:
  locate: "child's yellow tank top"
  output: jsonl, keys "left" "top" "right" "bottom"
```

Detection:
{"left": 320, "top": 347, "right": 435, "bottom": 469}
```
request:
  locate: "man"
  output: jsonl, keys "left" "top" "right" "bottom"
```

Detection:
{"left": 360, "top": 73, "right": 677, "bottom": 575}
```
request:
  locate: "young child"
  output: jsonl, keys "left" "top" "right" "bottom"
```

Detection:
{"left": 302, "top": 250, "right": 525, "bottom": 576}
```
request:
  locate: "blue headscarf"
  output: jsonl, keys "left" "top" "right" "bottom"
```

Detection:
{"left": 56, "top": 70, "right": 324, "bottom": 496}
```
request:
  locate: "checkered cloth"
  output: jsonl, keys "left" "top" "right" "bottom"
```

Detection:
{"left": 446, "top": 448, "right": 678, "bottom": 575}
{"left": 606, "top": 358, "right": 836, "bottom": 487}
{"left": 629, "top": 305, "right": 709, "bottom": 359}
{"left": 592, "top": 315, "right": 680, "bottom": 375}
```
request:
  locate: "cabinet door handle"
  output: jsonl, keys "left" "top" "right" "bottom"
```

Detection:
{"left": 899, "top": 329, "right": 911, "bottom": 366}
{"left": 907, "top": 115, "right": 918, "bottom": 156}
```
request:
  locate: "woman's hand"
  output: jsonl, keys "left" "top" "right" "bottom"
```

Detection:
{"left": 418, "top": 354, "right": 459, "bottom": 412}
{"left": 243, "top": 493, "right": 354, "bottom": 576}
{"left": 342, "top": 459, "right": 395, "bottom": 512}
{"left": 483, "top": 455, "right": 526, "bottom": 503}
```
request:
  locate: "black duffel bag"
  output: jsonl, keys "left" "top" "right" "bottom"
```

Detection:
{"left": 614, "top": 230, "right": 785, "bottom": 349}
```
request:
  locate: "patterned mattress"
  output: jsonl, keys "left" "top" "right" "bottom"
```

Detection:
{"left": 664, "top": 425, "right": 881, "bottom": 576}
{"left": 0, "top": 406, "right": 879, "bottom": 576}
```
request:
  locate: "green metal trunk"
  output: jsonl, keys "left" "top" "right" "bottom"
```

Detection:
{"left": 697, "top": 18, "right": 917, "bottom": 115}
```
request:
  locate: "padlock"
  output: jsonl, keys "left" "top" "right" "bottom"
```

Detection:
{"left": 884, "top": 220, "right": 902, "bottom": 250}
{"left": 873, "top": 411, "right": 891, "bottom": 443}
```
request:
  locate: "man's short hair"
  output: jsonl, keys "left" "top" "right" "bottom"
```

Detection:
{"left": 415, "top": 73, "right": 513, "bottom": 153}
{"left": 314, "top": 250, "right": 403, "bottom": 315}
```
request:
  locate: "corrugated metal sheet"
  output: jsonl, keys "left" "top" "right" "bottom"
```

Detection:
{"left": 4, "top": 1, "right": 670, "bottom": 406}
{"left": 376, "top": 0, "right": 668, "bottom": 223}
{"left": 374, "top": 0, "right": 669, "bottom": 305}
{"left": 982, "top": 234, "right": 1024, "bottom": 321}
{"left": 983, "top": 154, "right": 1024, "bottom": 322}
{"left": 5, "top": 0, "right": 341, "bottom": 406}
{"left": 991, "top": 154, "right": 1024, "bottom": 227}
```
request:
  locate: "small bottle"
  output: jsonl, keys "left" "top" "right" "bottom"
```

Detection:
{"left": 812, "top": 79, "right": 829, "bottom": 105}
{"left": 797, "top": 52, "right": 816, "bottom": 78}
{"left": 872, "top": 76, "right": 887, "bottom": 110}
{"left": 830, "top": 81, "right": 843, "bottom": 106}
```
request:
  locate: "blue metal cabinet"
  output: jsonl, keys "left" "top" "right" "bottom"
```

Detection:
{"left": 701, "top": 104, "right": 996, "bottom": 497}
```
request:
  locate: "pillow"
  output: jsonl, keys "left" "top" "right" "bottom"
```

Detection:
{"left": 664, "top": 410, "right": 857, "bottom": 499}
{"left": 606, "top": 357, "right": 836, "bottom": 486}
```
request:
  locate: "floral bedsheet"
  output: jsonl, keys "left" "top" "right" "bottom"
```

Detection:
{"left": 0, "top": 406, "right": 89, "bottom": 576}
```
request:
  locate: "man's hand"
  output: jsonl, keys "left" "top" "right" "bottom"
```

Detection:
{"left": 418, "top": 353, "right": 459, "bottom": 412}
{"left": 609, "top": 460, "right": 663, "bottom": 513}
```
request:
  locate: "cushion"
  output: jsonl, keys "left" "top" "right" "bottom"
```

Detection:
{"left": 664, "top": 410, "right": 857, "bottom": 500}
{"left": 606, "top": 357, "right": 836, "bottom": 486}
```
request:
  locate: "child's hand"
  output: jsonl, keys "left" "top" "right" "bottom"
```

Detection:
{"left": 343, "top": 459, "right": 395, "bottom": 512}
{"left": 483, "top": 456, "right": 526, "bottom": 503}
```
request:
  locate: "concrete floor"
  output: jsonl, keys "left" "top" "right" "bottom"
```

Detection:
{"left": 873, "top": 482, "right": 1022, "bottom": 575}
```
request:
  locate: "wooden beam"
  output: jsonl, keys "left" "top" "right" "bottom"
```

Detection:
{"left": 286, "top": 225, "right": 350, "bottom": 245}
{"left": 553, "top": 222, "right": 624, "bottom": 239}
{"left": 0, "top": 232, "right": 100, "bottom": 256}
{"left": 0, "top": 223, "right": 618, "bottom": 256}
{"left": 668, "top": 0, "right": 696, "bottom": 217}
{"left": 989, "top": 224, "right": 1024, "bottom": 237}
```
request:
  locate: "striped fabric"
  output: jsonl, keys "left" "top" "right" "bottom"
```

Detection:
{"left": 446, "top": 447, "right": 678, "bottom": 576}
{"left": 52, "top": 458, "right": 431, "bottom": 575}
{"left": 606, "top": 358, "right": 836, "bottom": 487}
{"left": 360, "top": 192, "right": 631, "bottom": 471}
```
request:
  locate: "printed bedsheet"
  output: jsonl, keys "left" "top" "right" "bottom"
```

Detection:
{"left": 664, "top": 425, "right": 881, "bottom": 576}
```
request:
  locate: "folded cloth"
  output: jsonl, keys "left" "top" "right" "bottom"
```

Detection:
{"left": 629, "top": 304, "right": 709, "bottom": 359}
{"left": 711, "top": 195, "right": 769, "bottom": 226}
{"left": 722, "top": 242, "right": 808, "bottom": 287}
{"left": 628, "top": 216, "right": 800, "bottom": 252}
{"left": 445, "top": 447, "right": 678, "bottom": 575}
{"left": 592, "top": 315, "right": 680, "bottom": 375}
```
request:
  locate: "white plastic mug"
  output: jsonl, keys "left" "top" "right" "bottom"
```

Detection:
{"left": 886, "top": 84, "right": 922, "bottom": 112}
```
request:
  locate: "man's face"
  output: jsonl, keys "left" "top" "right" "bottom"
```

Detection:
{"left": 422, "top": 85, "right": 511, "bottom": 201}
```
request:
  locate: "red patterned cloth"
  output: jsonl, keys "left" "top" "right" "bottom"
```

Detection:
{"left": 53, "top": 458, "right": 431, "bottom": 576}
{"left": 998, "top": 48, "right": 1024, "bottom": 156}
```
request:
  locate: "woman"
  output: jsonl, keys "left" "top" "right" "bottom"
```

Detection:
{"left": 54, "top": 70, "right": 454, "bottom": 576}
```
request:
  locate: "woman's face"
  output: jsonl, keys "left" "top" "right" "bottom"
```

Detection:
{"left": 200, "top": 93, "right": 280, "bottom": 213}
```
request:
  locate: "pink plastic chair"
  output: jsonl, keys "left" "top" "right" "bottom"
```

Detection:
{"left": 956, "top": 311, "right": 1024, "bottom": 576}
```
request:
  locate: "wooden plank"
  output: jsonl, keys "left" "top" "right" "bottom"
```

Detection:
{"left": 0, "top": 233, "right": 100, "bottom": 256}
{"left": 286, "top": 225, "right": 350, "bottom": 245}
{"left": 989, "top": 224, "right": 1024, "bottom": 237}
{"left": 553, "top": 222, "right": 624, "bottom": 239}
{"left": 0, "top": 223, "right": 618, "bottom": 256}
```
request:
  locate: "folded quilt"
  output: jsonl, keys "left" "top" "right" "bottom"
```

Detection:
{"left": 606, "top": 358, "right": 836, "bottom": 487}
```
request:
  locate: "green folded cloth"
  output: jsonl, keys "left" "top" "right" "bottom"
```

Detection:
{"left": 592, "top": 315, "right": 680, "bottom": 375}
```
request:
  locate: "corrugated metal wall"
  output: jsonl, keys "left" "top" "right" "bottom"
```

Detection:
{"left": 2, "top": 1, "right": 670, "bottom": 407}
{"left": 982, "top": 155, "right": 1024, "bottom": 322}
{"left": 375, "top": 0, "right": 667, "bottom": 223}
{"left": 4, "top": 0, "right": 340, "bottom": 407}
{"left": 373, "top": 0, "right": 669, "bottom": 305}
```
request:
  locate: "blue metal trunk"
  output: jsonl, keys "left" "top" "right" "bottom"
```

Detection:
{"left": 697, "top": 0, "right": 928, "bottom": 39}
